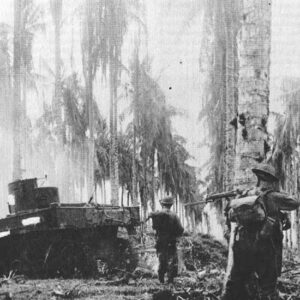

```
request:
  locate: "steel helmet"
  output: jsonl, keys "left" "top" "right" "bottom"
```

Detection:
{"left": 159, "top": 196, "right": 174, "bottom": 206}
{"left": 252, "top": 163, "right": 279, "bottom": 182}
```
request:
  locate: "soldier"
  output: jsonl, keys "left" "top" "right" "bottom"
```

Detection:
{"left": 146, "top": 196, "right": 184, "bottom": 284}
{"left": 222, "top": 163, "right": 300, "bottom": 300}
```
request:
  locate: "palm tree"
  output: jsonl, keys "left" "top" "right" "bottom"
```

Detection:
{"left": 50, "top": 0, "right": 71, "bottom": 201}
{"left": 50, "top": 0, "right": 63, "bottom": 142}
{"left": 234, "top": 0, "right": 272, "bottom": 189}
{"left": 271, "top": 83, "right": 300, "bottom": 248}
{"left": 81, "top": 0, "right": 132, "bottom": 205}
{"left": 223, "top": 0, "right": 240, "bottom": 191}
{"left": 0, "top": 24, "right": 12, "bottom": 131}
{"left": 129, "top": 58, "right": 198, "bottom": 218}
{"left": 198, "top": 0, "right": 227, "bottom": 193}
{"left": 13, "top": 0, "right": 22, "bottom": 180}
{"left": 82, "top": 0, "right": 95, "bottom": 200}
{"left": 0, "top": 24, "right": 13, "bottom": 215}
{"left": 20, "top": 0, "right": 44, "bottom": 175}
{"left": 131, "top": 47, "right": 139, "bottom": 207}
{"left": 106, "top": 0, "right": 129, "bottom": 206}
{"left": 130, "top": 60, "right": 167, "bottom": 217}
{"left": 131, "top": 0, "right": 145, "bottom": 207}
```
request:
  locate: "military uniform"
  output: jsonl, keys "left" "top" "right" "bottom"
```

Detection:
{"left": 147, "top": 197, "right": 184, "bottom": 284}
{"left": 222, "top": 164, "right": 300, "bottom": 300}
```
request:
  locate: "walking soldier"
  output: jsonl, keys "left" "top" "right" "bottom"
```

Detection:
{"left": 146, "top": 196, "right": 184, "bottom": 284}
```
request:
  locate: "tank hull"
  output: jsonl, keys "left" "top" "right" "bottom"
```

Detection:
{"left": 0, "top": 204, "right": 140, "bottom": 278}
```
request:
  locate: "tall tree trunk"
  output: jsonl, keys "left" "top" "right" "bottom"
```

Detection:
{"left": 131, "top": 0, "right": 142, "bottom": 207}
{"left": 113, "top": 69, "right": 119, "bottom": 204}
{"left": 234, "top": 0, "right": 272, "bottom": 189}
{"left": 109, "top": 49, "right": 119, "bottom": 205}
{"left": 13, "top": 0, "right": 22, "bottom": 180}
{"left": 121, "top": 185, "right": 124, "bottom": 206}
{"left": 85, "top": 0, "right": 95, "bottom": 201}
{"left": 103, "top": 179, "right": 106, "bottom": 204}
{"left": 50, "top": 0, "right": 65, "bottom": 202}
{"left": 142, "top": 154, "right": 147, "bottom": 219}
{"left": 224, "top": 0, "right": 239, "bottom": 191}
{"left": 212, "top": 0, "right": 225, "bottom": 191}
{"left": 132, "top": 50, "right": 139, "bottom": 206}
{"left": 0, "top": 25, "right": 13, "bottom": 216}
{"left": 150, "top": 148, "right": 155, "bottom": 212}
{"left": 51, "top": 0, "right": 63, "bottom": 141}
{"left": 21, "top": 64, "right": 27, "bottom": 174}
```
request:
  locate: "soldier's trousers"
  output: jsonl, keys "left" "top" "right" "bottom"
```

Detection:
{"left": 222, "top": 239, "right": 280, "bottom": 300}
{"left": 157, "top": 243, "right": 178, "bottom": 283}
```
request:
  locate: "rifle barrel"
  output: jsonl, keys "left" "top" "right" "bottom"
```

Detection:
{"left": 184, "top": 200, "right": 207, "bottom": 207}
{"left": 184, "top": 190, "right": 237, "bottom": 207}
{"left": 206, "top": 190, "right": 237, "bottom": 201}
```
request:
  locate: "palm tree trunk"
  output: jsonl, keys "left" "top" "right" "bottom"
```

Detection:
{"left": 0, "top": 23, "right": 13, "bottom": 215}
{"left": 132, "top": 123, "right": 138, "bottom": 205}
{"left": 209, "top": 0, "right": 226, "bottom": 191}
{"left": 234, "top": 0, "right": 272, "bottom": 189}
{"left": 113, "top": 72, "right": 119, "bottom": 204}
{"left": 109, "top": 49, "right": 119, "bottom": 206}
{"left": 131, "top": 6, "right": 141, "bottom": 207}
{"left": 50, "top": 0, "right": 65, "bottom": 202}
{"left": 224, "top": 0, "right": 238, "bottom": 191}
{"left": 13, "top": 0, "right": 22, "bottom": 180}
{"left": 51, "top": 0, "right": 63, "bottom": 140}
{"left": 121, "top": 185, "right": 124, "bottom": 206}
{"left": 21, "top": 63, "right": 27, "bottom": 174}
{"left": 85, "top": 0, "right": 95, "bottom": 201}
{"left": 132, "top": 60, "right": 138, "bottom": 206}
{"left": 150, "top": 149, "right": 155, "bottom": 211}
{"left": 103, "top": 179, "right": 106, "bottom": 204}
{"left": 142, "top": 154, "right": 147, "bottom": 219}
{"left": 296, "top": 149, "right": 300, "bottom": 249}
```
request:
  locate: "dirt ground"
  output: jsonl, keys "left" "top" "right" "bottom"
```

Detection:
{"left": 0, "top": 273, "right": 223, "bottom": 300}
{"left": 0, "top": 234, "right": 300, "bottom": 300}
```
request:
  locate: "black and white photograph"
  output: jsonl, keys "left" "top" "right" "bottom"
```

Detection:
{"left": 0, "top": 0, "right": 299, "bottom": 299}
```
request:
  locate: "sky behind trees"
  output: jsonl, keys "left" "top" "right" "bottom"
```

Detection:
{"left": 0, "top": 0, "right": 299, "bottom": 169}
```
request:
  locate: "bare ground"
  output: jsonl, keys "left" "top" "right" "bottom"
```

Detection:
{"left": 0, "top": 234, "right": 300, "bottom": 299}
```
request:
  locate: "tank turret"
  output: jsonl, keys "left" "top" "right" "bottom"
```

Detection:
{"left": 8, "top": 178, "right": 38, "bottom": 213}
{"left": 8, "top": 178, "right": 59, "bottom": 213}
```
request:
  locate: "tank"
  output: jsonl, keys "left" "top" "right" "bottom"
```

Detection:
{"left": 0, "top": 178, "right": 140, "bottom": 278}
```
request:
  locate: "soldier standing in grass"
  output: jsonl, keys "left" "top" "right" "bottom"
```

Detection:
{"left": 222, "top": 163, "right": 300, "bottom": 300}
{"left": 146, "top": 196, "right": 184, "bottom": 284}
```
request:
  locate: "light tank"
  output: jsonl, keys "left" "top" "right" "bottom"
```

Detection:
{"left": 0, "top": 178, "right": 140, "bottom": 278}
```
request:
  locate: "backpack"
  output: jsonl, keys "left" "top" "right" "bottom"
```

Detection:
{"left": 227, "top": 190, "right": 273, "bottom": 228}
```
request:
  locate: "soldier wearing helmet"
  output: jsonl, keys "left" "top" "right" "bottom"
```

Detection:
{"left": 146, "top": 196, "right": 184, "bottom": 284}
{"left": 222, "top": 163, "right": 300, "bottom": 300}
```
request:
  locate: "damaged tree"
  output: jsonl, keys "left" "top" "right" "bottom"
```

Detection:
{"left": 234, "top": 0, "right": 272, "bottom": 189}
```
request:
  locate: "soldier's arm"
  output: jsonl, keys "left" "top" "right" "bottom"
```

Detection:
{"left": 270, "top": 192, "right": 300, "bottom": 211}
{"left": 145, "top": 212, "right": 154, "bottom": 222}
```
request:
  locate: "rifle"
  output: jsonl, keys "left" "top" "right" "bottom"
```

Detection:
{"left": 184, "top": 190, "right": 240, "bottom": 207}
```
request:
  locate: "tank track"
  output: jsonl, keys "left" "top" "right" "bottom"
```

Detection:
{"left": 0, "top": 228, "right": 138, "bottom": 278}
